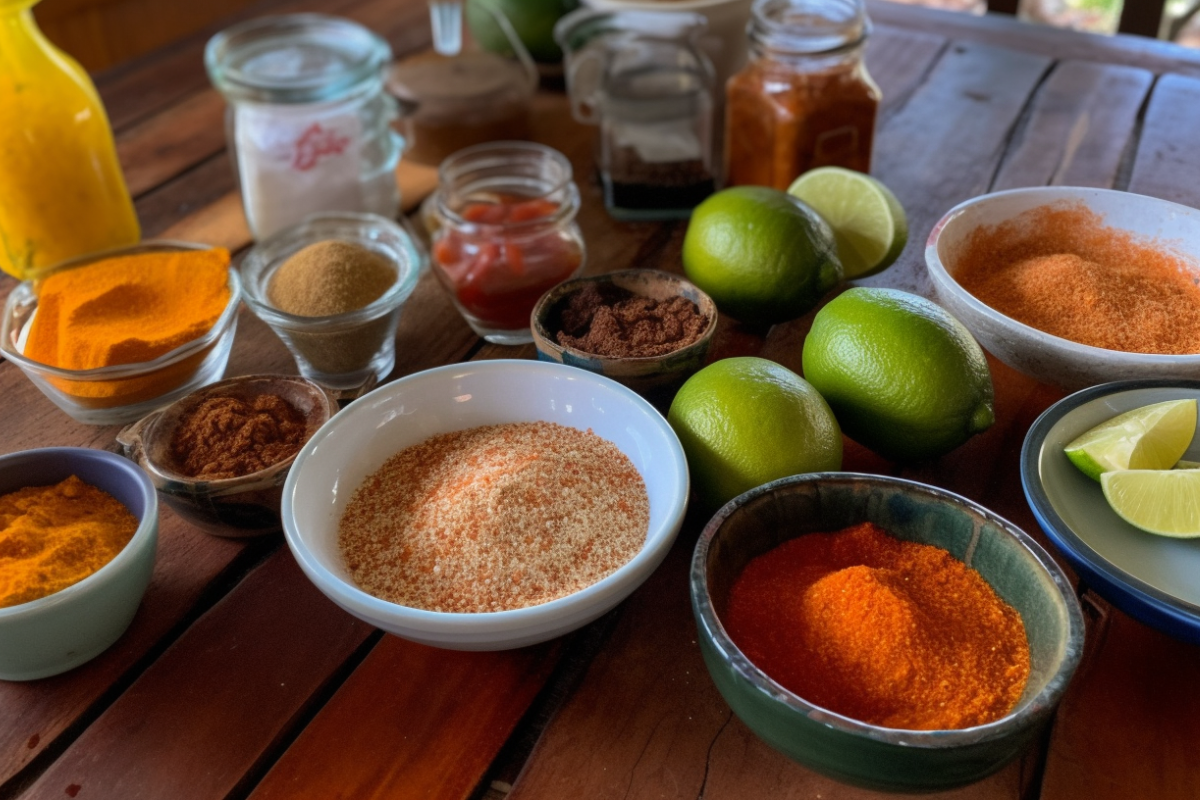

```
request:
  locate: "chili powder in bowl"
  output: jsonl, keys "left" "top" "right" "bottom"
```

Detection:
{"left": 117, "top": 375, "right": 338, "bottom": 538}
{"left": 691, "top": 473, "right": 1084, "bottom": 793}
{"left": 531, "top": 269, "right": 717, "bottom": 408}
{"left": 926, "top": 186, "right": 1200, "bottom": 391}
{"left": 281, "top": 359, "right": 689, "bottom": 650}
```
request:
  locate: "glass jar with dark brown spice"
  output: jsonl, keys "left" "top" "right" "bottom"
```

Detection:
{"left": 725, "top": 0, "right": 880, "bottom": 190}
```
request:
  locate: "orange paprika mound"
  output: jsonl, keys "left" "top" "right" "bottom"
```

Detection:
{"left": 25, "top": 248, "right": 231, "bottom": 371}
{"left": 953, "top": 202, "right": 1200, "bottom": 355}
{"left": 725, "top": 522, "right": 1030, "bottom": 730}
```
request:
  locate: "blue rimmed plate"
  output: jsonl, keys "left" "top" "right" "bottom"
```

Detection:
{"left": 1021, "top": 379, "right": 1200, "bottom": 643}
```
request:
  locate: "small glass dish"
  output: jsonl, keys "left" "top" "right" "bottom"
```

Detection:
{"left": 0, "top": 241, "right": 242, "bottom": 426}
{"left": 117, "top": 375, "right": 338, "bottom": 538}
{"left": 240, "top": 212, "right": 424, "bottom": 397}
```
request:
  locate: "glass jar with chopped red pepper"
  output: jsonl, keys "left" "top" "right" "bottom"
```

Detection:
{"left": 428, "top": 142, "right": 586, "bottom": 344}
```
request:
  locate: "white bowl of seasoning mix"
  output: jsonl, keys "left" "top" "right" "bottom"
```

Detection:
{"left": 281, "top": 359, "right": 689, "bottom": 650}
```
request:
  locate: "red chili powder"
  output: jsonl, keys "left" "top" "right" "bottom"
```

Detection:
{"left": 952, "top": 202, "right": 1200, "bottom": 354}
{"left": 724, "top": 522, "right": 1030, "bottom": 731}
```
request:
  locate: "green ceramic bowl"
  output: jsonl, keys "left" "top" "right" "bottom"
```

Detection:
{"left": 0, "top": 447, "right": 158, "bottom": 681}
{"left": 690, "top": 473, "right": 1084, "bottom": 793}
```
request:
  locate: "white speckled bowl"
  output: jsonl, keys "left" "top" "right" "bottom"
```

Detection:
{"left": 925, "top": 187, "right": 1200, "bottom": 391}
{"left": 281, "top": 359, "right": 689, "bottom": 650}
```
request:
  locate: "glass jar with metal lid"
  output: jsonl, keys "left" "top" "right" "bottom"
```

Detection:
{"left": 206, "top": 14, "right": 403, "bottom": 240}
{"left": 725, "top": 0, "right": 880, "bottom": 190}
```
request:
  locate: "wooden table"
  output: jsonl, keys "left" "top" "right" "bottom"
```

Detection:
{"left": 4, "top": 2, "right": 1200, "bottom": 798}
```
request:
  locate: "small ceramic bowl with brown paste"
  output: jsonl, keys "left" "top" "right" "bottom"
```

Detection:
{"left": 531, "top": 269, "right": 717, "bottom": 406}
{"left": 117, "top": 375, "right": 338, "bottom": 537}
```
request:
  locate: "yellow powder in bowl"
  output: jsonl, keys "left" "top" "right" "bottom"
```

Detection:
{"left": 24, "top": 248, "right": 232, "bottom": 370}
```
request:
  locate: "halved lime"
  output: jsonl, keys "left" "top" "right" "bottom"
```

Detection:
{"left": 1063, "top": 399, "right": 1197, "bottom": 481}
{"left": 786, "top": 167, "right": 908, "bottom": 279}
{"left": 1101, "top": 469, "right": 1200, "bottom": 538}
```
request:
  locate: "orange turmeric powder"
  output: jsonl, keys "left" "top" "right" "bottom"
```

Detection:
{"left": 725, "top": 522, "right": 1030, "bottom": 730}
{"left": 24, "top": 247, "right": 232, "bottom": 371}
{"left": 0, "top": 476, "right": 139, "bottom": 608}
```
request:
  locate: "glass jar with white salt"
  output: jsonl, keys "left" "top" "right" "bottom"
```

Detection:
{"left": 206, "top": 14, "right": 402, "bottom": 240}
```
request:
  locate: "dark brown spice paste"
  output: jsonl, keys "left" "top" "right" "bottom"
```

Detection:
{"left": 554, "top": 283, "right": 708, "bottom": 359}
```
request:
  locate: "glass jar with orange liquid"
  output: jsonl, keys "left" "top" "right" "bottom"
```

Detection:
{"left": 0, "top": 0, "right": 140, "bottom": 279}
{"left": 725, "top": 0, "right": 880, "bottom": 190}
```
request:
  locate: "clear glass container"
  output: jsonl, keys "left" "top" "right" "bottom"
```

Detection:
{"left": 205, "top": 15, "right": 403, "bottom": 240}
{"left": 725, "top": 0, "right": 880, "bottom": 190}
{"left": 240, "top": 212, "right": 424, "bottom": 397}
{"left": 557, "top": 9, "right": 716, "bottom": 221}
{"left": 427, "top": 142, "right": 586, "bottom": 345}
{"left": 0, "top": 0, "right": 140, "bottom": 279}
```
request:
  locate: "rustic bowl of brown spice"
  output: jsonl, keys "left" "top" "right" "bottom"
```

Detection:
{"left": 118, "top": 375, "right": 338, "bottom": 537}
{"left": 691, "top": 473, "right": 1085, "bottom": 792}
{"left": 926, "top": 186, "right": 1200, "bottom": 390}
{"left": 281, "top": 359, "right": 689, "bottom": 650}
{"left": 531, "top": 269, "right": 717, "bottom": 406}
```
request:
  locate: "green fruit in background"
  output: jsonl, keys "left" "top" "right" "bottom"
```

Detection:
{"left": 667, "top": 357, "right": 843, "bottom": 511}
{"left": 466, "top": 0, "right": 579, "bottom": 63}
{"left": 801, "top": 287, "right": 994, "bottom": 463}
{"left": 682, "top": 186, "right": 843, "bottom": 326}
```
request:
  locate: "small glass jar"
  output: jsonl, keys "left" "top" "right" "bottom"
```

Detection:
{"left": 725, "top": 0, "right": 880, "bottom": 190}
{"left": 427, "top": 142, "right": 586, "bottom": 345}
{"left": 206, "top": 15, "right": 403, "bottom": 240}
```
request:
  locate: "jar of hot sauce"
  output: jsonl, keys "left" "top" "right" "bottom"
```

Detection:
{"left": 428, "top": 142, "right": 585, "bottom": 344}
{"left": 725, "top": 0, "right": 880, "bottom": 190}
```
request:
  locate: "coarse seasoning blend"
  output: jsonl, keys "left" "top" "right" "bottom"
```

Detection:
{"left": 338, "top": 422, "right": 649, "bottom": 613}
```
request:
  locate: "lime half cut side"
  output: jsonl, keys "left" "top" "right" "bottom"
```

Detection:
{"left": 1063, "top": 399, "right": 1197, "bottom": 481}
{"left": 786, "top": 167, "right": 908, "bottom": 279}
{"left": 1101, "top": 469, "right": 1200, "bottom": 538}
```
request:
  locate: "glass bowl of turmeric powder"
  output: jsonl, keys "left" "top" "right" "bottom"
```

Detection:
{"left": 0, "top": 446, "right": 158, "bottom": 681}
{"left": 691, "top": 473, "right": 1085, "bottom": 793}
{"left": 0, "top": 241, "right": 243, "bottom": 425}
{"left": 926, "top": 186, "right": 1200, "bottom": 391}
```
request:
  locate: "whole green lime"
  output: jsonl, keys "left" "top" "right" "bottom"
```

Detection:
{"left": 466, "top": 0, "right": 579, "bottom": 62}
{"left": 682, "top": 186, "right": 843, "bottom": 326}
{"left": 667, "top": 357, "right": 843, "bottom": 510}
{"left": 801, "top": 288, "right": 994, "bottom": 463}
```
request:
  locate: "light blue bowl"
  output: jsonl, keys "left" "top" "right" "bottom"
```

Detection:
{"left": 0, "top": 448, "right": 158, "bottom": 680}
{"left": 1022, "top": 379, "right": 1200, "bottom": 643}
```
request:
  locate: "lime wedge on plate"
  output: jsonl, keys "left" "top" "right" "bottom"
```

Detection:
{"left": 1063, "top": 399, "right": 1197, "bottom": 481}
{"left": 786, "top": 167, "right": 907, "bottom": 279}
{"left": 1101, "top": 470, "right": 1200, "bottom": 538}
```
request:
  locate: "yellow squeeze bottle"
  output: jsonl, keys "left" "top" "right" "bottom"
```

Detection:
{"left": 0, "top": 0, "right": 140, "bottom": 279}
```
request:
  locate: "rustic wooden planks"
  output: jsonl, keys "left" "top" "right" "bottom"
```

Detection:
{"left": 1040, "top": 598, "right": 1200, "bottom": 800}
{"left": 247, "top": 638, "right": 563, "bottom": 800}
{"left": 18, "top": 553, "right": 373, "bottom": 800}
{"left": 1126, "top": 73, "right": 1200, "bottom": 208}
{"left": 991, "top": 60, "right": 1153, "bottom": 191}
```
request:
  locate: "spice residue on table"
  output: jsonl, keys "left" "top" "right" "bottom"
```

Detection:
{"left": 0, "top": 476, "right": 138, "bottom": 608}
{"left": 554, "top": 283, "right": 709, "bottom": 359}
{"left": 954, "top": 202, "right": 1200, "bottom": 354}
{"left": 338, "top": 421, "right": 648, "bottom": 613}
{"left": 169, "top": 393, "right": 307, "bottom": 480}
{"left": 724, "top": 522, "right": 1030, "bottom": 730}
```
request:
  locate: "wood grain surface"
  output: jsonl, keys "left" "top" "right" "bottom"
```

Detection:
{"left": 5, "top": 3, "right": 1200, "bottom": 800}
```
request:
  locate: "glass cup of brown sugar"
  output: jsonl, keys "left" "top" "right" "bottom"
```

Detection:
{"left": 240, "top": 212, "right": 425, "bottom": 397}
